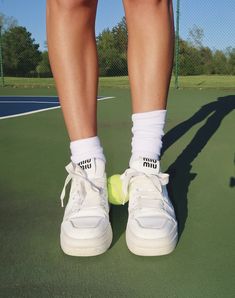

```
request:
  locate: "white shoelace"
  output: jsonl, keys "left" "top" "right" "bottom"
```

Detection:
{"left": 121, "top": 168, "right": 169, "bottom": 209}
{"left": 60, "top": 163, "right": 101, "bottom": 208}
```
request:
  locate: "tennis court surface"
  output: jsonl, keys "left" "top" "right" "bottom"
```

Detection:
{"left": 0, "top": 86, "right": 235, "bottom": 297}
{"left": 0, "top": 95, "right": 114, "bottom": 119}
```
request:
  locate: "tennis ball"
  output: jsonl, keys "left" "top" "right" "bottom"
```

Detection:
{"left": 107, "top": 174, "right": 128, "bottom": 205}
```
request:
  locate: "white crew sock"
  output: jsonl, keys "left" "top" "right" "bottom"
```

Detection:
{"left": 130, "top": 109, "right": 166, "bottom": 163}
{"left": 70, "top": 136, "right": 105, "bottom": 164}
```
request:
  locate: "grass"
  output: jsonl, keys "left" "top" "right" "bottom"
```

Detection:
{"left": 0, "top": 75, "right": 235, "bottom": 90}
{"left": 177, "top": 75, "right": 235, "bottom": 89}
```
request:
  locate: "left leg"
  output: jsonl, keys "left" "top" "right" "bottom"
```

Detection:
{"left": 123, "top": 0, "right": 174, "bottom": 162}
{"left": 123, "top": 0, "right": 174, "bottom": 113}
{"left": 121, "top": 0, "right": 178, "bottom": 256}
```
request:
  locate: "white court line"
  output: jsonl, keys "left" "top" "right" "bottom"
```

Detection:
{"left": 0, "top": 106, "right": 61, "bottom": 120}
{"left": 0, "top": 96, "right": 115, "bottom": 120}
{"left": 0, "top": 96, "right": 114, "bottom": 100}
{"left": 0, "top": 101, "right": 59, "bottom": 104}
{"left": 0, "top": 97, "right": 114, "bottom": 104}
{"left": 97, "top": 96, "right": 115, "bottom": 101}
{"left": 0, "top": 95, "right": 57, "bottom": 98}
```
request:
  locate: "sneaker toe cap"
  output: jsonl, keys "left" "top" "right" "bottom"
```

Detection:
{"left": 130, "top": 215, "right": 177, "bottom": 240}
{"left": 61, "top": 216, "right": 109, "bottom": 240}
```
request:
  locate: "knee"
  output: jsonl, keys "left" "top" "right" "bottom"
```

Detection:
{"left": 51, "top": 0, "right": 97, "bottom": 11}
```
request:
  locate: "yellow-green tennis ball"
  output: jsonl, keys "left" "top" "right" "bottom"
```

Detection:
{"left": 108, "top": 174, "right": 128, "bottom": 205}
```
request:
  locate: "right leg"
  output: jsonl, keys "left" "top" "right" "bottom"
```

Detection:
{"left": 47, "top": 0, "right": 98, "bottom": 141}
{"left": 46, "top": 0, "right": 112, "bottom": 256}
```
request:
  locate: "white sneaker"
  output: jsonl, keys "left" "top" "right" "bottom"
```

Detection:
{"left": 123, "top": 157, "right": 178, "bottom": 256}
{"left": 60, "top": 158, "right": 112, "bottom": 256}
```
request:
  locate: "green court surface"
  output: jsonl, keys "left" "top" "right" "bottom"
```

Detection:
{"left": 0, "top": 86, "right": 235, "bottom": 297}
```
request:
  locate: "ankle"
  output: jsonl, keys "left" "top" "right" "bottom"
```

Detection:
{"left": 130, "top": 109, "right": 166, "bottom": 161}
{"left": 70, "top": 136, "right": 106, "bottom": 164}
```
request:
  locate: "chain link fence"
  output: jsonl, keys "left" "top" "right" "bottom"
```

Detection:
{"left": 96, "top": 0, "right": 235, "bottom": 87}
{"left": 174, "top": 0, "right": 235, "bottom": 85}
{"left": 0, "top": 1, "right": 234, "bottom": 87}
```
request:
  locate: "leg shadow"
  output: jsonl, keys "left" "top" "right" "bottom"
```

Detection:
{"left": 229, "top": 153, "right": 235, "bottom": 187}
{"left": 110, "top": 95, "right": 235, "bottom": 246}
{"left": 163, "top": 95, "right": 235, "bottom": 238}
{"left": 230, "top": 177, "right": 235, "bottom": 187}
{"left": 110, "top": 204, "right": 128, "bottom": 248}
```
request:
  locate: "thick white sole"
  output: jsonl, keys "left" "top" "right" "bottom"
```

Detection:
{"left": 60, "top": 224, "right": 113, "bottom": 257}
{"left": 126, "top": 227, "right": 178, "bottom": 256}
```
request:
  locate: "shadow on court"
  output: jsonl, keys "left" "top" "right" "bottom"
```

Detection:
{"left": 163, "top": 95, "right": 235, "bottom": 239}
{"left": 229, "top": 153, "right": 235, "bottom": 187}
{"left": 111, "top": 95, "right": 235, "bottom": 246}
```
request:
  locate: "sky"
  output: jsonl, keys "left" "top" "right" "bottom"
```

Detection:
{"left": 0, "top": 0, "right": 234, "bottom": 51}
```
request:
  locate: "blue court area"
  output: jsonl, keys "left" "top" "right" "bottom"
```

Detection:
{"left": 0, "top": 96, "right": 112, "bottom": 119}
{"left": 0, "top": 96, "right": 60, "bottom": 119}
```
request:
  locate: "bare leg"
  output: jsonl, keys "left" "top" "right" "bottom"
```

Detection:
{"left": 48, "top": 1, "right": 112, "bottom": 259}
{"left": 122, "top": 1, "right": 178, "bottom": 257}
{"left": 122, "top": 0, "right": 174, "bottom": 113}
{"left": 46, "top": 0, "right": 99, "bottom": 141}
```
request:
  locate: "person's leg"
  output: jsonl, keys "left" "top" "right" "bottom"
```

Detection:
{"left": 46, "top": 0, "right": 112, "bottom": 257}
{"left": 47, "top": 0, "right": 99, "bottom": 141}
{"left": 123, "top": 0, "right": 174, "bottom": 162}
{"left": 47, "top": 0, "right": 105, "bottom": 164}
{"left": 121, "top": 0, "right": 178, "bottom": 256}
{"left": 123, "top": 0, "right": 174, "bottom": 113}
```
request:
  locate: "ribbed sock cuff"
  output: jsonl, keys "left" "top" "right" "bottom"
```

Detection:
{"left": 70, "top": 136, "right": 105, "bottom": 164}
{"left": 131, "top": 109, "right": 166, "bottom": 160}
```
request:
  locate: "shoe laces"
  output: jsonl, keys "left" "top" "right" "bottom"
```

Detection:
{"left": 122, "top": 168, "right": 169, "bottom": 210}
{"left": 60, "top": 163, "right": 102, "bottom": 209}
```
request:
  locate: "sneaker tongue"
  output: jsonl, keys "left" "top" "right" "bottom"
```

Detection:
{"left": 130, "top": 157, "right": 160, "bottom": 175}
{"left": 77, "top": 158, "right": 105, "bottom": 178}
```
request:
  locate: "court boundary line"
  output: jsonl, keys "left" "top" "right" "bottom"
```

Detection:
{"left": 0, "top": 106, "right": 61, "bottom": 120}
{"left": 0, "top": 95, "right": 58, "bottom": 98}
{"left": 0, "top": 96, "right": 115, "bottom": 99}
{"left": 0, "top": 101, "right": 60, "bottom": 104}
{"left": 0, "top": 96, "right": 115, "bottom": 120}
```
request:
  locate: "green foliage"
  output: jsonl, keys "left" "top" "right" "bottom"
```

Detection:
{"left": 188, "top": 25, "right": 204, "bottom": 49}
{"left": 0, "top": 12, "right": 18, "bottom": 32}
{"left": 97, "top": 17, "right": 128, "bottom": 76}
{"left": 200, "top": 47, "right": 213, "bottom": 74}
{"left": 97, "top": 19, "right": 234, "bottom": 77}
{"left": 0, "top": 14, "right": 234, "bottom": 78}
{"left": 36, "top": 51, "right": 52, "bottom": 77}
{"left": 177, "top": 39, "right": 203, "bottom": 75}
{"left": 226, "top": 47, "right": 235, "bottom": 75}
{"left": 2, "top": 26, "right": 41, "bottom": 76}
{"left": 174, "top": 37, "right": 234, "bottom": 76}
{"left": 211, "top": 50, "right": 228, "bottom": 75}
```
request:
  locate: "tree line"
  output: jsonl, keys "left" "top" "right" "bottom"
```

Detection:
{"left": 1, "top": 14, "right": 234, "bottom": 77}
